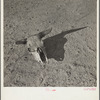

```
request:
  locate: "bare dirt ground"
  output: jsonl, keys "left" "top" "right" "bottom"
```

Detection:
{"left": 4, "top": 0, "right": 97, "bottom": 87}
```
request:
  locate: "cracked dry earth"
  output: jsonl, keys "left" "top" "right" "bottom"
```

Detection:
{"left": 4, "top": 0, "right": 97, "bottom": 87}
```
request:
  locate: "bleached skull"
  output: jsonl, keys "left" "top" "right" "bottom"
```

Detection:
{"left": 16, "top": 28, "right": 52, "bottom": 63}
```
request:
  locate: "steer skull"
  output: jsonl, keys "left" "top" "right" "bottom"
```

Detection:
{"left": 16, "top": 28, "right": 52, "bottom": 63}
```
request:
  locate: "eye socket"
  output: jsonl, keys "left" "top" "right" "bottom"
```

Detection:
{"left": 37, "top": 47, "right": 42, "bottom": 53}
{"left": 28, "top": 48, "right": 36, "bottom": 52}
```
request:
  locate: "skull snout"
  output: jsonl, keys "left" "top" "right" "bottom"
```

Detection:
{"left": 31, "top": 51, "right": 43, "bottom": 63}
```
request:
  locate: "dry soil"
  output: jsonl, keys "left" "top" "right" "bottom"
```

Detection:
{"left": 4, "top": 0, "right": 97, "bottom": 87}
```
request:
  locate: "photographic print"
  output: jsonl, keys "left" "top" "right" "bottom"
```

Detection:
{"left": 4, "top": 0, "right": 97, "bottom": 87}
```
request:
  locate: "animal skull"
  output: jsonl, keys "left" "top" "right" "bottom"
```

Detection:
{"left": 16, "top": 28, "right": 52, "bottom": 64}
